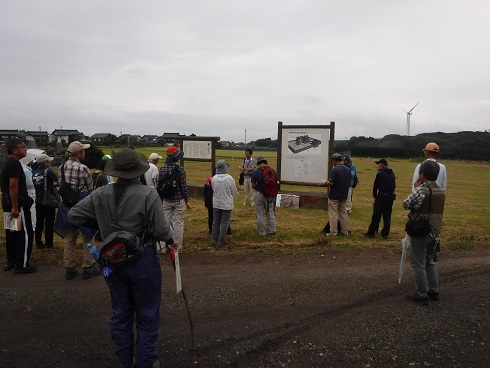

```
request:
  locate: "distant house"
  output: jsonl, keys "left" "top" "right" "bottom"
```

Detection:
{"left": 26, "top": 131, "right": 50, "bottom": 145}
{"left": 220, "top": 140, "right": 232, "bottom": 148}
{"left": 141, "top": 134, "right": 160, "bottom": 146}
{"left": 0, "top": 130, "right": 27, "bottom": 144}
{"left": 91, "top": 133, "right": 116, "bottom": 143}
{"left": 50, "top": 129, "right": 84, "bottom": 143}
{"left": 160, "top": 132, "right": 181, "bottom": 145}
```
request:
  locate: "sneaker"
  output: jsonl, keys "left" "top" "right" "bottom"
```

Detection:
{"left": 382, "top": 235, "right": 388, "bottom": 239}
{"left": 268, "top": 232, "right": 276, "bottom": 236}
{"left": 3, "top": 263, "right": 14, "bottom": 271}
{"left": 13, "top": 265, "right": 37, "bottom": 274}
{"left": 364, "top": 232, "right": 375, "bottom": 238}
{"left": 326, "top": 233, "right": 337, "bottom": 237}
{"left": 407, "top": 292, "right": 429, "bottom": 305}
{"left": 65, "top": 267, "right": 78, "bottom": 280}
{"left": 82, "top": 264, "right": 100, "bottom": 279}
{"left": 427, "top": 292, "right": 439, "bottom": 301}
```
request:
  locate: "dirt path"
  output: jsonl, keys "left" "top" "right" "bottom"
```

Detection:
{"left": 1, "top": 245, "right": 489, "bottom": 368}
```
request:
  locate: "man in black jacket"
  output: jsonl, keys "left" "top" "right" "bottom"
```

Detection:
{"left": 364, "top": 159, "right": 396, "bottom": 239}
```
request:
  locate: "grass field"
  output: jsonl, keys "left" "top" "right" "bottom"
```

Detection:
{"left": 2, "top": 148, "right": 489, "bottom": 257}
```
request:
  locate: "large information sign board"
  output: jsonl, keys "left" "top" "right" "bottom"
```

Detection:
{"left": 277, "top": 122, "right": 335, "bottom": 186}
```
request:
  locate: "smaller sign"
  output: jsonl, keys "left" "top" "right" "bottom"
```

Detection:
{"left": 183, "top": 140, "right": 212, "bottom": 160}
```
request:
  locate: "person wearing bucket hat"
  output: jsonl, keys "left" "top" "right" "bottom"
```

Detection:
{"left": 211, "top": 160, "right": 237, "bottom": 246}
{"left": 324, "top": 153, "right": 350, "bottom": 236}
{"left": 55, "top": 140, "right": 96, "bottom": 281}
{"left": 69, "top": 148, "right": 177, "bottom": 368}
{"left": 32, "top": 154, "right": 59, "bottom": 250}
{"left": 144, "top": 152, "right": 162, "bottom": 188}
{"left": 156, "top": 145, "right": 191, "bottom": 250}
{"left": 342, "top": 154, "right": 357, "bottom": 215}
{"left": 412, "top": 142, "right": 446, "bottom": 191}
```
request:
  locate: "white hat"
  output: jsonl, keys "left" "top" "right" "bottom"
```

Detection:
{"left": 36, "top": 154, "right": 54, "bottom": 163}
{"left": 149, "top": 153, "right": 162, "bottom": 161}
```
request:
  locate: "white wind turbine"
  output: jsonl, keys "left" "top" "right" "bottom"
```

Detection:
{"left": 403, "top": 102, "right": 420, "bottom": 136}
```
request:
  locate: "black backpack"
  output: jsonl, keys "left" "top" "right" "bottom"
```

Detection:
{"left": 156, "top": 167, "right": 180, "bottom": 199}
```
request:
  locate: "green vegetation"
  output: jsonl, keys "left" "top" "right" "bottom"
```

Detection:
{"left": 103, "top": 148, "right": 490, "bottom": 252}
{"left": 1, "top": 148, "right": 489, "bottom": 258}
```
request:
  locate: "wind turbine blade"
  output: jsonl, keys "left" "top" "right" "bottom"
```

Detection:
{"left": 408, "top": 102, "right": 420, "bottom": 113}
{"left": 402, "top": 109, "right": 408, "bottom": 114}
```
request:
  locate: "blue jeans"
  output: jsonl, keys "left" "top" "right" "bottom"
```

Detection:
{"left": 409, "top": 234, "right": 439, "bottom": 297}
{"left": 105, "top": 246, "right": 162, "bottom": 368}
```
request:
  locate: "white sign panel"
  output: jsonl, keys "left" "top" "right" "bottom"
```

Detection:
{"left": 183, "top": 140, "right": 212, "bottom": 160}
{"left": 280, "top": 127, "right": 330, "bottom": 184}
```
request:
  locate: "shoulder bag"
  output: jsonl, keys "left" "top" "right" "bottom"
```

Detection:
{"left": 405, "top": 186, "right": 432, "bottom": 237}
{"left": 42, "top": 169, "right": 61, "bottom": 207}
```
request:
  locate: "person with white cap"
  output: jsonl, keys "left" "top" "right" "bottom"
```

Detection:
{"left": 69, "top": 148, "right": 177, "bottom": 368}
{"left": 20, "top": 154, "right": 36, "bottom": 229}
{"left": 32, "top": 154, "right": 59, "bottom": 249}
{"left": 56, "top": 141, "right": 98, "bottom": 280}
{"left": 144, "top": 152, "right": 162, "bottom": 187}
{"left": 211, "top": 160, "right": 237, "bottom": 246}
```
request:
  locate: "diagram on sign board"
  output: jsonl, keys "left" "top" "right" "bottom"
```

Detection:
{"left": 288, "top": 134, "right": 322, "bottom": 154}
{"left": 294, "top": 159, "right": 315, "bottom": 178}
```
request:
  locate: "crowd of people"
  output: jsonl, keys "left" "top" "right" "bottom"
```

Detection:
{"left": 2, "top": 137, "right": 447, "bottom": 366}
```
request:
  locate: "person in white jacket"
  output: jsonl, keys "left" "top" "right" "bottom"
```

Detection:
{"left": 211, "top": 160, "right": 237, "bottom": 246}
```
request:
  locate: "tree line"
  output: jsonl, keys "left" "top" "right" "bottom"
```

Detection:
{"left": 246, "top": 131, "right": 490, "bottom": 161}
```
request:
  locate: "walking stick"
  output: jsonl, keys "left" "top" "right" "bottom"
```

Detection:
{"left": 168, "top": 248, "right": 195, "bottom": 349}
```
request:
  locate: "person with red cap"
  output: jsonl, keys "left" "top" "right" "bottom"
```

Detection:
{"left": 156, "top": 145, "right": 191, "bottom": 250}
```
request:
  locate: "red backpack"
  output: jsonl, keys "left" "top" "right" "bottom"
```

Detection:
{"left": 259, "top": 166, "right": 279, "bottom": 197}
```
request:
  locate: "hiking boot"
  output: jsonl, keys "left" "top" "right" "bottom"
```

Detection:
{"left": 427, "top": 292, "right": 439, "bottom": 301}
{"left": 36, "top": 242, "right": 45, "bottom": 249}
{"left": 3, "top": 263, "right": 14, "bottom": 271}
{"left": 363, "top": 232, "right": 375, "bottom": 238}
{"left": 65, "top": 267, "right": 78, "bottom": 280}
{"left": 13, "top": 265, "right": 37, "bottom": 274}
{"left": 407, "top": 292, "right": 429, "bottom": 305}
{"left": 382, "top": 235, "right": 388, "bottom": 239}
{"left": 82, "top": 264, "right": 100, "bottom": 279}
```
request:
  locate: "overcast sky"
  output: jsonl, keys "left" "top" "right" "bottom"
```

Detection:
{"left": 1, "top": 0, "right": 489, "bottom": 143}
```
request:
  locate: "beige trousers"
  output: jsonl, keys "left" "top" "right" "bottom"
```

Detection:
{"left": 328, "top": 199, "right": 349, "bottom": 235}
{"left": 162, "top": 199, "right": 186, "bottom": 248}
{"left": 63, "top": 226, "right": 95, "bottom": 269}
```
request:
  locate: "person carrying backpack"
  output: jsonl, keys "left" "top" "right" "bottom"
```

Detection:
{"left": 156, "top": 146, "right": 191, "bottom": 250}
{"left": 68, "top": 148, "right": 177, "bottom": 368}
{"left": 251, "top": 156, "right": 278, "bottom": 236}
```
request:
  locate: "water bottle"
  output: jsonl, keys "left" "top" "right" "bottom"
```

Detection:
{"left": 87, "top": 242, "right": 100, "bottom": 260}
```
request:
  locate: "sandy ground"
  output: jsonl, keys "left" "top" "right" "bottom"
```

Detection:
{"left": 1, "top": 244, "right": 489, "bottom": 368}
